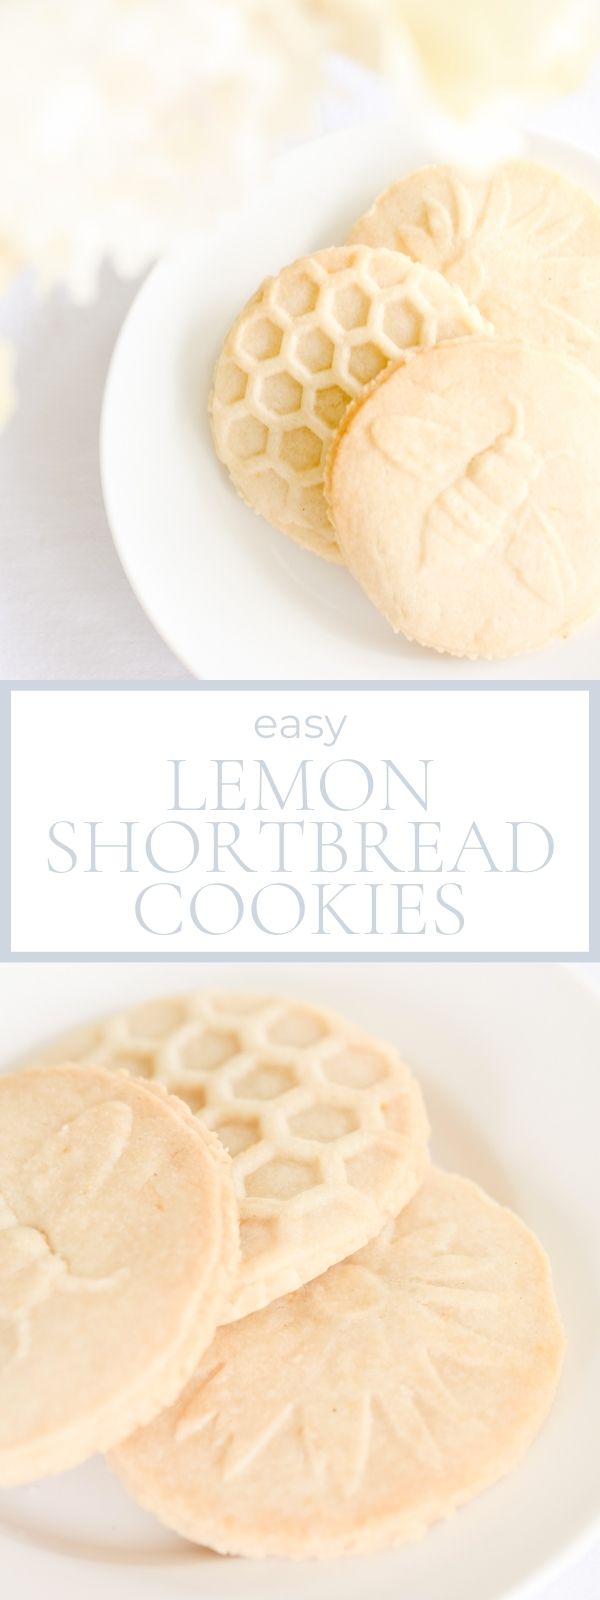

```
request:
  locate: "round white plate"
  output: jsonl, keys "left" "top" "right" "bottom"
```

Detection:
{"left": 0, "top": 961, "right": 599, "bottom": 1599}
{"left": 100, "top": 122, "right": 600, "bottom": 681}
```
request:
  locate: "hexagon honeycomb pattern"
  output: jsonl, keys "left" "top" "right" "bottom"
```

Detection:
{"left": 210, "top": 244, "right": 485, "bottom": 559}
{"left": 29, "top": 990, "right": 430, "bottom": 1322}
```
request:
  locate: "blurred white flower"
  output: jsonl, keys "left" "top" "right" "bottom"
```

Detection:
{"left": 0, "top": 0, "right": 597, "bottom": 317}
{"left": 0, "top": 0, "right": 324, "bottom": 300}
{"left": 320, "top": 0, "right": 600, "bottom": 114}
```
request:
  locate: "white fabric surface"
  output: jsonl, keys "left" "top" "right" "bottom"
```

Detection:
{"left": 0, "top": 266, "right": 187, "bottom": 678}
{"left": 0, "top": 54, "right": 599, "bottom": 1595}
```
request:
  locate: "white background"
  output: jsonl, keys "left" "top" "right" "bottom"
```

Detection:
{"left": 10, "top": 687, "right": 589, "bottom": 956}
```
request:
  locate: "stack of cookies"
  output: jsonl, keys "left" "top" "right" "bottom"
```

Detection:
{"left": 0, "top": 992, "right": 564, "bottom": 1559}
{"left": 210, "top": 159, "right": 600, "bottom": 660}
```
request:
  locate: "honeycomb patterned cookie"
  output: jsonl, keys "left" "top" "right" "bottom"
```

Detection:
{"left": 27, "top": 992, "right": 430, "bottom": 1323}
{"left": 209, "top": 245, "right": 487, "bottom": 561}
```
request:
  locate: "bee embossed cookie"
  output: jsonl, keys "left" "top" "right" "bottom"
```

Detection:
{"left": 29, "top": 991, "right": 430, "bottom": 1322}
{"left": 112, "top": 1169, "right": 565, "bottom": 1559}
{"left": 210, "top": 245, "right": 485, "bottom": 560}
{"left": 0, "top": 1063, "right": 238, "bottom": 1485}
{"left": 326, "top": 336, "right": 600, "bottom": 658}
{"left": 350, "top": 159, "right": 600, "bottom": 379}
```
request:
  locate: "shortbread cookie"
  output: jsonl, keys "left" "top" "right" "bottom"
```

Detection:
{"left": 326, "top": 335, "right": 600, "bottom": 658}
{"left": 27, "top": 992, "right": 430, "bottom": 1323}
{"left": 0, "top": 1063, "right": 238, "bottom": 1485}
{"left": 350, "top": 159, "right": 600, "bottom": 378}
{"left": 210, "top": 245, "right": 486, "bottom": 559}
{"left": 112, "top": 1168, "right": 565, "bottom": 1559}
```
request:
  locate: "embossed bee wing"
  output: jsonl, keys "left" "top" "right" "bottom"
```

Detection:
{"left": 370, "top": 415, "right": 459, "bottom": 479}
{"left": 21, "top": 1100, "right": 134, "bottom": 1228}
{"left": 0, "top": 1193, "right": 17, "bottom": 1230}
{"left": 507, "top": 500, "right": 577, "bottom": 609}
{"left": 0, "top": 1185, "right": 68, "bottom": 1366}
{"left": 0, "top": 1099, "right": 135, "bottom": 1374}
{"left": 0, "top": 1222, "right": 65, "bottom": 1318}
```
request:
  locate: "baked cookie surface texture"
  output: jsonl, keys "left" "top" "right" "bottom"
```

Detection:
{"left": 0, "top": 1063, "right": 238, "bottom": 1484}
{"left": 113, "top": 1169, "right": 565, "bottom": 1559}
{"left": 350, "top": 159, "right": 600, "bottom": 378}
{"left": 210, "top": 245, "right": 485, "bottom": 559}
{"left": 326, "top": 336, "right": 600, "bottom": 658}
{"left": 28, "top": 991, "right": 430, "bottom": 1323}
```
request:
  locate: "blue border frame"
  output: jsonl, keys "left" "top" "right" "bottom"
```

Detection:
{"left": 2, "top": 681, "right": 595, "bottom": 963}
